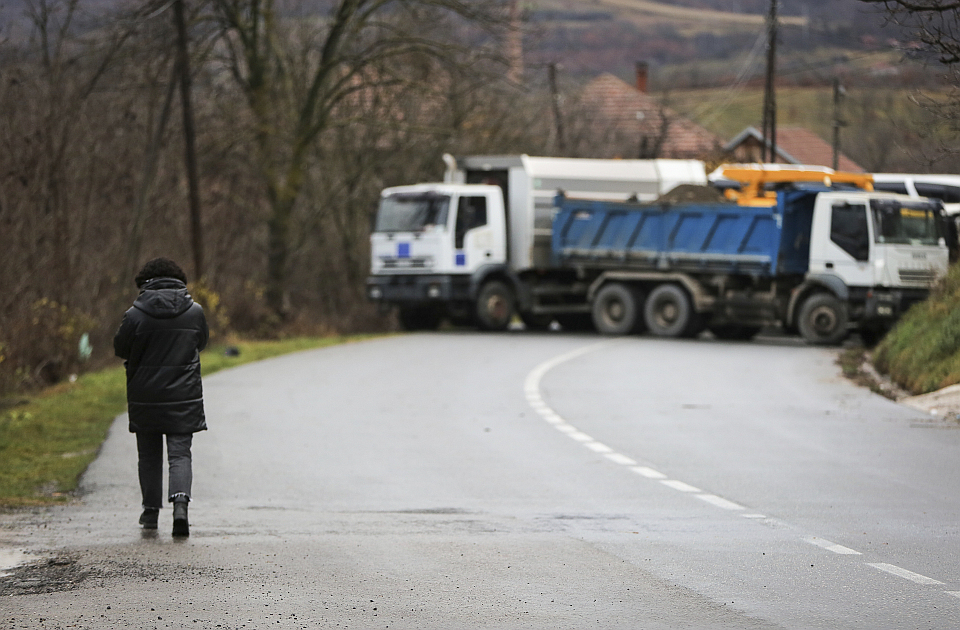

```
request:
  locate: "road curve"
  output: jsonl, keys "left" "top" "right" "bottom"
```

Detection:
{"left": 2, "top": 332, "right": 959, "bottom": 628}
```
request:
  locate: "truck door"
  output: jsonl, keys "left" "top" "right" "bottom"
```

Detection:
{"left": 466, "top": 169, "right": 511, "bottom": 264}
{"left": 454, "top": 194, "right": 503, "bottom": 272}
{"left": 827, "top": 202, "right": 874, "bottom": 287}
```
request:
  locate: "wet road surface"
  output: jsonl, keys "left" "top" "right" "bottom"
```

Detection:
{"left": 2, "top": 332, "right": 959, "bottom": 628}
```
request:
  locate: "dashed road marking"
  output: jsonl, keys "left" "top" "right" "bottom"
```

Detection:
{"left": 585, "top": 441, "right": 613, "bottom": 453}
{"left": 697, "top": 494, "right": 744, "bottom": 510}
{"left": 802, "top": 536, "right": 861, "bottom": 555}
{"left": 524, "top": 343, "right": 959, "bottom": 596}
{"left": 661, "top": 479, "right": 701, "bottom": 493}
{"left": 630, "top": 466, "right": 667, "bottom": 479}
{"left": 605, "top": 453, "right": 637, "bottom": 466}
{"left": 867, "top": 563, "right": 943, "bottom": 585}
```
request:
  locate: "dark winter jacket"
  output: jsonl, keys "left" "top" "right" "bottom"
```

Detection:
{"left": 114, "top": 277, "right": 209, "bottom": 434}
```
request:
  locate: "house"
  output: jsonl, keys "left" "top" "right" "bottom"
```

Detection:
{"left": 575, "top": 63, "right": 724, "bottom": 160}
{"left": 725, "top": 126, "right": 865, "bottom": 173}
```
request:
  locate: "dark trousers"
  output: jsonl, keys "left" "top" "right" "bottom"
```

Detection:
{"left": 136, "top": 432, "right": 193, "bottom": 509}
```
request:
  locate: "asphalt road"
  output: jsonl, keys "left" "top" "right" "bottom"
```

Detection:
{"left": 2, "top": 332, "right": 960, "bottom": 629}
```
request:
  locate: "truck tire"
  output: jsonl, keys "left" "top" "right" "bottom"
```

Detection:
{"left": 644, "top": 284, "right": 695, "bottom": 338}
{"left": 797, "top": 293, "right": 849, "bottom": 345}
{"left": 475, "top": 280, "right": 515, "bottom": 331}
{"left": 592, "top": 283, "right": 645, "bottom": 335}
{"left": 397, "top": 306, "right": 442, "bottom": 331}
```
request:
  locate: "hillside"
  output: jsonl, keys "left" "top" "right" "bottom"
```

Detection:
{"left": 526, "top": 0, "right": 910, "bottom": 84}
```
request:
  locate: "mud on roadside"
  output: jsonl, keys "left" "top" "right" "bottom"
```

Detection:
{"left": 0, "top": 554, "right": 97, "bottom": 596}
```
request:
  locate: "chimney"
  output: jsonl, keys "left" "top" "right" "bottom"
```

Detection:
{"left": 635, "top": 61, "right": 649, "bottom": 93}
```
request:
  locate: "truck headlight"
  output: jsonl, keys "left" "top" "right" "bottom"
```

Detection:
{"left": 427, "top": 284, "right": 441, "bottom": 298}
{"left": 369, "top": 287, "right": 383, "bottom": 300}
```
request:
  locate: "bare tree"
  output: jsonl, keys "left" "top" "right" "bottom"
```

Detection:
{"left": 861, "top": 0, "right": 960, "bottom": 64}
{"left": 860, "top": 1, "right": 960, "bottom": 168}
{"left": 210, "top": 0, "right": 509, "bottom": 319}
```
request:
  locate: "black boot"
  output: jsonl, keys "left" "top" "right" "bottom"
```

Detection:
{"left": 139, "top": 508, "right": 159, "bottom": 530}
{"left": 172, "top": 500, "right": 189, "bottom": 537}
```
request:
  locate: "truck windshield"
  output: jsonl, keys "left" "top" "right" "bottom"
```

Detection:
{"left": 870, "top": 200, "right": 942, "bottom": 245}
{"left": 374, "top": 194, "right": 450, "bottom": 232}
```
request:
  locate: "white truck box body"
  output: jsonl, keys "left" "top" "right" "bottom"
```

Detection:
{"left": 444, "top": 155, "right": 707, "bottom": 271}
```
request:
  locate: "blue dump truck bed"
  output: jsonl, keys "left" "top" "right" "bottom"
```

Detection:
{"left": 551, "top": 190, "right": 818, "bottom": 277}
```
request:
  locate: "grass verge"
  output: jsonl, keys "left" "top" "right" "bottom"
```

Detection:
{"left": 873, "top": 262, "right": 960, "bottom": 395}
{"left": 0, "top": 335, "right": 382, "bottom": 507}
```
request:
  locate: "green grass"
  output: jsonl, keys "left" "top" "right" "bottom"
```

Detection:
{"left": 665, "top": 82, "right": 927, "bottom": 143}
{"left": 873, "top": 264, "right": 960, "bottom": 394}
{"left": 0, "top": 335, "right": 383, "bottom": 507}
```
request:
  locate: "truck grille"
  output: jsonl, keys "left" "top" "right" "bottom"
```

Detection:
{"left": 381, "top": 257, "right": 432, "bottom": 269}
{"left": 898, "top": 268, "right": 937, "bottom": 285}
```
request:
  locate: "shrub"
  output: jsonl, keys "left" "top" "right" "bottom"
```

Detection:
{"left": 0, "top": 299, "right": 97, "bottom": 393}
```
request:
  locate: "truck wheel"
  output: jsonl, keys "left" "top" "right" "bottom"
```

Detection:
{"left": 797, "top": 294, "right": 849, "bottom": 345}
{"left": 644, "top": 284, "right": 694, "bottom": 338}
{"left": 475, "top": 281, "right": 515, "bottom": 331}
{"left": 397, "top": 306, "right": 442, "bottom": 331}
{"left": 592, "top": 283, "right": 645, "bottom": 335}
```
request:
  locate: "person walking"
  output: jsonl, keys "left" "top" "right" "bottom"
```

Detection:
{"left": 114, "top": 257, "right": 208, "bottom": 537}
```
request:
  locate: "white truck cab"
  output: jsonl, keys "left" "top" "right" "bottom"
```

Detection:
{"left": 801, "top": 191, "right": 948, "bottom": 340}
{"left": 368, "top": 184, "right": 508, "bottom": 329}
{"left": 370, "top": 184, "right": 506, "bottom": 278}
{"left": 808, "top": 191, "right": 947, "bottom": 288}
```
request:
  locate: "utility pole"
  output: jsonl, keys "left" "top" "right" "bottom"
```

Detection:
{"left": 760, "top": 0, "right": 778, "bottom": 163}
{"left": 832, "top": 78, "right": 846, "bottom": 171}
{"left": 174, "top": 0, "right": 204, "bottom": 281}
{"left": 548, "top": 62, "right": 566, "bottom": 153}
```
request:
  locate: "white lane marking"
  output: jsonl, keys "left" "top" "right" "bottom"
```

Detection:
{"left": 585, "top": 441, "right": 613, "bottom": 453}
{"left": 524, "top": 343, "right": 954, "bottom": 594}
{"left": 696, "top": 494, "right": 745, "bottom": 511}
{"left": 524, "top": 341, "right": 616, "bottom": 398}
{"left": 802, "top": 536, "right": 861, "bottom": 555}
{"left": 661, "top": 479, "right": 701, "bottom": 493}
{"left": 541, "top": 412, "right": 564, "bottom": 424}
{"left": 630, "top": 466, "right": 667, "bottom": 479}
{"left": 867, "top": 563, "right": 943, "bottom": 585}
{"left": 606, "top": 453, "right": 637, "bottom": 466}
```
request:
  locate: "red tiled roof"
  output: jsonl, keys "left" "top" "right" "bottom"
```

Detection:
{"left": 579, "top": 73, "right": 723, "bottom": 159}
{"left": 775, "top": 127, "right": 864, "bottom": 173}
{"left": 726, "top": 126, "right": 865, "bottom": 173}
